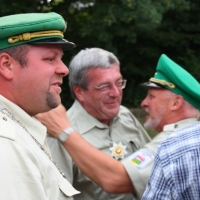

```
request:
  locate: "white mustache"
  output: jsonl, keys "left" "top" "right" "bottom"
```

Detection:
{"left": 144, "top": 108, "right": 150, "bottom": 113}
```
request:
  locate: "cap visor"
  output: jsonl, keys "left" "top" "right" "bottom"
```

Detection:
{"left": 141, "top": 82, "right": 164, "bottom": 88}
{"left": 30, "top": 38, "right": 76, "bottom": 50}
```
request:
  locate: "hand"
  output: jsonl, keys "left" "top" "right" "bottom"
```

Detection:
{"left": 35, "top": 104, "right": 71, "bottom": 138}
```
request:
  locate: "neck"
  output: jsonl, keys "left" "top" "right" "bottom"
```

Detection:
{"left": 99, "top": 119, "right": 110, "bottom": 126}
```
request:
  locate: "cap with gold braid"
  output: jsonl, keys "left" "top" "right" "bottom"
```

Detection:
{"left": 142, "top": 54, "right": 200, "bottom": 110}
{"left": 0, "top": 12, "right": 75, "bottom": 50}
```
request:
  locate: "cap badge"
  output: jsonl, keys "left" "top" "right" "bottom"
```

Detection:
{"left": 109, "top": 142, "right": 127, "bottom": 160}
{"left": 150, "top": 78, "right": 176, "bottom": 89}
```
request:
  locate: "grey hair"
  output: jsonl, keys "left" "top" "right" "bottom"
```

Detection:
{"left": 183, "top": 100, "right": 200, "bottom": 119}
{"left": 69, "top": 48, "right": 120, "bottom": 99}
{"left": 166, "top": 90, "right": 200, "bottom": 119}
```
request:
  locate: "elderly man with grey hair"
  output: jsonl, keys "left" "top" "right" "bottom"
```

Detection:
{"left": 46, "top": 47, "right": 151, "bottom": 200}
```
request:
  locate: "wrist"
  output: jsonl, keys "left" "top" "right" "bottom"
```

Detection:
{"left": 58, "top": 127, "right": 74, "bottom": 143}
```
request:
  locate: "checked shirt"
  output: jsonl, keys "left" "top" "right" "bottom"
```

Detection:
{"left": 142, "top": 122, "right": 200, "bottom": 200}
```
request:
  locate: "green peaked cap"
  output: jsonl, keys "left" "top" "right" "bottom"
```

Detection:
{"left": 142, "top": 54, "right": 200, "bottom": 110}
{"left": 0, "top": 12, "right": 75, "bottom": 50}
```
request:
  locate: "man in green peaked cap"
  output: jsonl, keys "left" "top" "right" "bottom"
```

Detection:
{"left": 0, "top": 12, "right": 79, "bottom": 200}
{"left": 35, "top": 53, "right": 200, "bottom": 200}
{"left": 142, "top": 54, "right": 200, "bottom": 110}
{"left": 142, "top": 58, "right": 200, "bottom": 199}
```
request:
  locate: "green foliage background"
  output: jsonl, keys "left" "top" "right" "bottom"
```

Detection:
{"left": 1, "top": 0, "right": 200, "bottom": 110}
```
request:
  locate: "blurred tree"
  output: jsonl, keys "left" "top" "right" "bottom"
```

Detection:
{"left": 50, "top": 0, "right": 191, "bottom": 108}
{"left": 129, "top": 0, "right": 200, "bottom": 106}
{"left": 0, "top": 0, "right": 52, "bottom": 15}
{"left": 0, "top": 0, "right": 199, "bottom": 109}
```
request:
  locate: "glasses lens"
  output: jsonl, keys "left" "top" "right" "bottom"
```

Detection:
{"left": 122, "top": 80, "right": 127, "bottom": 89}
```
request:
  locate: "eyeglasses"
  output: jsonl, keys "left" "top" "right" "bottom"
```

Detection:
{"left": 94, "top": 79, "right": 127, "bottom": 92}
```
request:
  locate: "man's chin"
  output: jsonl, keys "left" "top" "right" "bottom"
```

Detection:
{"left": 107, "top": 110, "right": 120, "bottom": 118}
{"left": 144, "top": 120, "right": 154, "bottom": 130}
{"left": 46, "top": 94, "right": 61, "bottom": 109}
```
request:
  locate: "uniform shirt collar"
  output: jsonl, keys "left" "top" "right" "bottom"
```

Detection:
{"left": 163, "top": 118, "right": 198, "bottom": 132}
{"left": 0, "top": 95, "right": 46, "bottom": 146}
{"left": 68, "top": 100, "right": 119, "bottom": 134}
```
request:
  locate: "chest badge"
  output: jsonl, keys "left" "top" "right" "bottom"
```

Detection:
{"left": 109, "top": 142, "right": 127, "bottom": 160}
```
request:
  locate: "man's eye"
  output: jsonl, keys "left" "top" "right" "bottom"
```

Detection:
{"left": 99, "top": 85, "right": 110, "bottom": 91}
{"left": 46, "top": 58, "right": 54, "bottom": 61}
{"left": 149, "top": 95, "right": 155, "bottom": 99}
{"left": 116, "top": 81, "right": 123, "bottom": 87}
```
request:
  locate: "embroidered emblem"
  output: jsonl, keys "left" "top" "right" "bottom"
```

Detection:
{"left": 110, "top": 142, "right": 127, "bottom": 160}
{"left": 128, "top": 149, "right": 154, "bottom": 169}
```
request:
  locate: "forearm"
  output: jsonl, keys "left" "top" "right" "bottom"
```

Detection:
{"left": 35, "top": 105, "right": 135, "bottom": 193}
{"left": 63, "top": 131, "right": 135, "bottom": 193}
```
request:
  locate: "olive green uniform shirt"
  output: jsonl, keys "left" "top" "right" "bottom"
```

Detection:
{"left": 47, "top": 100, "right": 151, "bottom": 200}
{"left": 121, "top": 118, "right": 198, "bottom": 200}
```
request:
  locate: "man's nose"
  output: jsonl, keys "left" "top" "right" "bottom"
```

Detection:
{"left": 56, "top": 61, "right": 69, "bottom": 77}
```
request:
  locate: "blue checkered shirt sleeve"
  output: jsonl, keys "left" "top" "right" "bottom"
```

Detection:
{"left": 142, "top": 122, "right": 200, "bottom": 200}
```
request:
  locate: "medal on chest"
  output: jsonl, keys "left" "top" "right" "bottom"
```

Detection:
{"left": 109, "top": 142, "right": 127, "bottom": 160}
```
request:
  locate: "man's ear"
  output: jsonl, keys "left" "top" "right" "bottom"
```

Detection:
{"left": 0, "top": 53, "right": 15, "bottom": 80}
{"left": 171, "top": 95, "right": 184, "bottom": 111}
{"left": 73, "top": 85, "right": 84, "bottom": 102}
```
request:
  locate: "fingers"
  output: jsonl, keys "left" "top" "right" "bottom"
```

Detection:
{"left": 34, "top": 104, "right": 71, "bottom": 138}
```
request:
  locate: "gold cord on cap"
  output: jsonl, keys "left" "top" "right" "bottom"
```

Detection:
{"left": 150, "top": 77, "right": 176, "bottom": 89}
{"left": 8, "top": 30, "right": 63, "bottom": 44}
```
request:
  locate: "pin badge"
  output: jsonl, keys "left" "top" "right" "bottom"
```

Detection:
{"left": 110, "top": 142, "right": 127, "bottom": 160}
